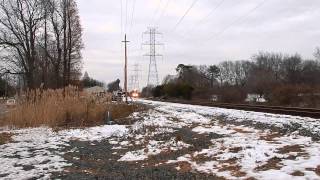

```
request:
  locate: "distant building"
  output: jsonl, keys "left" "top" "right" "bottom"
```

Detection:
{"left": 245, "top": 94, "right": 267, "bottom": 103}
{"left": 211, "top": 95, "right": 218, "bottom": 102}
{"left": 84, "top": 86, "right": 106, "bottom": 96}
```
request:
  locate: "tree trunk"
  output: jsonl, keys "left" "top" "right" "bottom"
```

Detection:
{"left": 62, "top": 0, "right": 68, "bottom": 88}
{"left": 43, "top": 8, "right": 48, "bottom": 88}
{"left": 67, "top": 6, "right": 72, "bottom": 84}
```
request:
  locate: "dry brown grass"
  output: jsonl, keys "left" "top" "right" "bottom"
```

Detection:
{"left": 0, "top": 87, "right": 141, "bottom": 128}
{"left": 0, "top": 132, "right": 13, "bottom": 145}
{"left": 255, "top": 157, "right": 282, "bottom": 171}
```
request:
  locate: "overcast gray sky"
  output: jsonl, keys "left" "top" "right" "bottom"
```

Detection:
{"left": 76, "top": 0, "right": 320, "bottom": 88}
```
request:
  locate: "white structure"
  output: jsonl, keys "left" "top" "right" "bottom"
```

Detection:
{"left": 84, "top": 86, "right": 106, "bottom": 96}
{"left": 245, "top": 94, "right": 267, "bottom": 103}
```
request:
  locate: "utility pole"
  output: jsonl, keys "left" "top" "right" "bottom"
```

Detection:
{"left": 142, "top": 27, "right": 163, "bottom": 86}
{"left": 122, "top": 34, "right": 130, "bottom": 103}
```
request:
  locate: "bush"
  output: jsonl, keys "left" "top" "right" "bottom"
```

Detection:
{"left": 192, "top": 88, "right": 213, "bottom": 100}
{"left": 159, "top": 83, "right": 194, "bottom": 100}
{"left": 269, "top": 85, "right": 299, "bottom": 106}
{"left": 141, "top": 86, "right": 154, "bottom": 98}
{"left": 218, "top": 86, "right": 247, "bottom": 103}
{"left": 179, "top": 84, "right": 194, "bottom": 100}
{"left": 269, "top": 84, "right": 320, "bottom": 107}
{"left": 152, "top": 85, "right": 164, "bottom": 97}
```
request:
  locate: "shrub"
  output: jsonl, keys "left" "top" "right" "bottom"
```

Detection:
{"left": 269, "top": 84, "right": 320, "bottom": 107}
{"left": 179, "top": 84, "right": 194, "bottom": 100}
{"left": 218, "top": 86, "right": 247, "bottom": 103}
{"left": 269, "top": 85, "right": 300, "bottom": 106}
{"left": 141, "top": 85, "right": 154, "bottom": 98}
{"left": 152, "top": 85, "right": 165, "bottom": 97}
{"left": 192, "top": 88, "right": 214, "bottom": 100}
{"left": 162, "top": 83, "right": 194, "bottom": 100}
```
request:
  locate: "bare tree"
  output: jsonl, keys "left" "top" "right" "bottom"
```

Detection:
{"left": 66, "top": 0, "right": 83, "bottom": 83}
{"left": 0, "top": 0, "right": 45, "bottom": 88}
{"left": 0, "top": 0, "right": 83, "bottom": 90}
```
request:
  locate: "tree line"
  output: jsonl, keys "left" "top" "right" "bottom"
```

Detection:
{"left": 145, "top": 49, "right": 320, "bottom": 107}
{"left": 0, "top": 0, "right": 83, "bottom": 90}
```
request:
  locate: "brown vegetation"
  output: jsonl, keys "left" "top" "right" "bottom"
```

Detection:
{"left": 255, "top": 157, "right": 282, "bottom": 171}
{"left": 278, "top": 145, "right": 304, "bottom": 154}
{"left": 259, "top": 133, "right": 281, "bottom": 141}
{"left": 316, "top": 165, "right": 320, "bottom": 176}
{"left": 0, "top": 87, "right": 139, "bottom": 128}
{"left": 0, "top": 132, "right": 13, "bottom": 145}
{"left": 270, "top": 84, "right": 320, "bottom": 107}
{"left": 291, "top": 171, "right": 305, "bottom": 176}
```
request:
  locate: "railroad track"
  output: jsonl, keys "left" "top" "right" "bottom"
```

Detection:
{"left": 160, "top": 100, "right": 320, "bottom": 119}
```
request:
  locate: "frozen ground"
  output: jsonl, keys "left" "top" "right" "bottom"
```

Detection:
{"left": 0, "top": 100, "right": 320, "bottom": 179}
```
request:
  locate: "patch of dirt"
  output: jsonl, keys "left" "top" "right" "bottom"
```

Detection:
{"left": 305, "top": 166, "right": 320, "bottom": 176}
{"left": 0, "top": 173, "right": 9, "bottom": 178}
{"left": 219, "top": 157, "right": 238, "bottom": 165}
{"left": 229, "top": 147, "right": 243, "bottom": 153}
{"left": 175, "top": 133, "right": 183, "bottom": 142}
{"left": 192, "top": 153, "right": 218, "bottom": 164}
{"left": 277, "top": 145, "right": 309, "bottom": 158}
{"left": 217, "top": 157, "right": 247, "bottom": 177}
{"left": 177, "top": 162, "right": 192, "bottom": 173}
{"left": 291, "top": 171, "right": 305, "bottom": 176}
{"left": 278, "top": 145, "right": 304, "bottom": 154}
{"left": 0, "top": 132, "right": 13, "bottom": 145}
{"left": 233, "top": 128, "right": 253, "bottom": 134}
{"left": 255, "top": 157, "right": 283, "bottom": 171}
{"left": 219, "top": 164, "right": 246, "bottom": 177}
{"left": 64, "top": 167, "right": 103, "bottom": 176}
{"left": 317, "top": 166, "right": 320, "bottom": 176}
{"left": 245, "top": 177, "right": 258, "bottom": 180}
{"left": 307, "top": 165, "right": 320, "bottom": 176}
{"left": 260, "top": 133, "right": 282, "bottom": 141}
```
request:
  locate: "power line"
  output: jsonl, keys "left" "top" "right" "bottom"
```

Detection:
{"left": 197, "top": 0, "right": 225, "bottom": 25}
{"left": 172, "top": 0, "right": 200, "bottom": 31}
{"left": 125, "top": 0, "right": 128, "bottom": 33}
{"left": 208, "top": 0, "right": 268, "bottom": 40}
{"left": 155, "top": 0, "right": 171, "bottom": 26}
{"left": 150, "top": 0, "right": 163, "bottom": 26}
{"left": 120, "top": 0, "right": 123, "bottom": 36}
{"left": 129, "top": 0, "right": 137, "bottom": 33}
{"left": 183, "top": 0, "right": 225, "bottom": 36}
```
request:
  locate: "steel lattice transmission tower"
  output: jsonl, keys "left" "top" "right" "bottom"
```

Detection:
{"left": 142, "top": 27, "right": 163, "bottom": 86}
{"left": 129, "top": 63, "right": 141, "bottom": 91}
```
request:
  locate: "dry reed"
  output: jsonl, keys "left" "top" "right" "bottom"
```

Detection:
{"left": 1, "top": 86, "right": 139, "bottom": 128}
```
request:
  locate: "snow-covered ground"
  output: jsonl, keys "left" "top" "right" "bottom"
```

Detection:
{"left": 141, "top": 100, "right": 320, "bottom": 137}
{"left": 0, "top": 125, "right": 127, "bottom": 179}
{"left": 1, "top": 100, "right": 320, "bottom": 179}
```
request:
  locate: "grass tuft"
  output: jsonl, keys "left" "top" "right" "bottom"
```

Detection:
{"left": 0, "top": 132, "right": 13, "bottom": 145}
